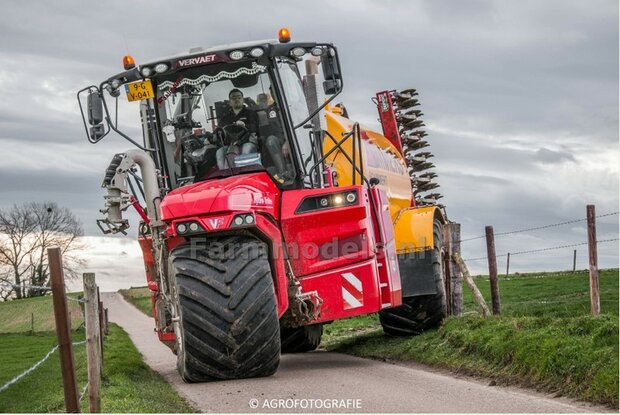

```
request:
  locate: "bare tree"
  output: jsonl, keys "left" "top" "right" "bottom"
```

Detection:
{"left": 0, "top": 202, "right": 85, "bottom": 300}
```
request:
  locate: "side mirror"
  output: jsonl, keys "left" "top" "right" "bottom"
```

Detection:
{"left": 87, "top": 91, "right": 104, "bottom": 125}
{"left": 89, "top": 124, "right": 105, "bottom": 141}
{"left": 323, "top": 79, "right": 340, "bottom": 95}
{"left": 321, "top": 50, "right": 342, "bottom": 95}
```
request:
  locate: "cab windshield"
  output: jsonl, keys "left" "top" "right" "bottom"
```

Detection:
{"left": 154, "top": 61, "right": 295, "bottom": 189}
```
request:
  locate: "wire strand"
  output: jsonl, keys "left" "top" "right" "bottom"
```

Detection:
{"left": 459, "top": 211, "right": 619, "bottom": 243}
{"left": 79, "top": 381, "right": 89, "bottom": 402}
{"left": 0, "top": 283, "right": 52, "bottom": 291}
{"left": 0, "top": 340, "right": 86, "bottom": 394}
{"left": 463, "top": 238, "right": 619, "bottom": 261}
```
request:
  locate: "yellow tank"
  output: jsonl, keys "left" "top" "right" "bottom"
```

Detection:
{"left": 323, "top": 105, "right": 445, "bottom": 254}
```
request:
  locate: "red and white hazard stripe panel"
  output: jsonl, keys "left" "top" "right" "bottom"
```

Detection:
{"left": 341, "top": 272, "right": 364, "bottom": 309}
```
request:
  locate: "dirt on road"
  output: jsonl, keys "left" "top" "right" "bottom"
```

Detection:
{"left": 102, "top": 292, "right": 610, "bottom": 413}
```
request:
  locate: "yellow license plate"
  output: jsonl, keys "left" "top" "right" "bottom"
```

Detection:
{"left": 125, "top": 80, "right": 154, "bottom": 102}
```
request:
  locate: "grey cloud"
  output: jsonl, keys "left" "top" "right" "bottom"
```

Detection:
{"left": 535, "top": 147, "right": 576, "bottom": 164}
{"left": 0, "top": 168, "right": 100, "bottom": 194}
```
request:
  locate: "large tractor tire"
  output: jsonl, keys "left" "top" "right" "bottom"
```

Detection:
{"left": 280, "top": 323, "right": 323, "bottom": 353}
{"left": 379, "top": 219, "right": 446, "bottom": 336}
{"left": 170, "top": 236, "right": 280, "bottom": 382}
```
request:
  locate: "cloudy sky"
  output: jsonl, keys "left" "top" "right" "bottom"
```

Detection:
{"left": 0, "top": 0, "right": 617, "bottom": 291}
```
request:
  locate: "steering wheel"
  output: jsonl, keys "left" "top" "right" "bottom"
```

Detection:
{"left": 215, "top": 123, "right": 250, "bottom": 146}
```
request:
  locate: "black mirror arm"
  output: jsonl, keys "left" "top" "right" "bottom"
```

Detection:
{"left": 105, "top": 112, "right": 154, "bottom": 152}
{"left": 97, "top": 81, "right": 154, "bottom": 152}
{"left": 293, "top": 85, "right": 343, "bottom": 130}
{"left": 293, "top": 47, "right": 344, "bottom": 130}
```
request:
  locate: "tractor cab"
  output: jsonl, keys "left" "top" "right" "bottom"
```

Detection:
{"left": 79, "top": 32, "right": 343, "bottom": 194}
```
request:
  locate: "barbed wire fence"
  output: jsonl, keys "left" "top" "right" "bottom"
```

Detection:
{"left": 458, "top": 211, "right": 619, "bottom": 244}
{"left": 445, "top": 205, "right": 618, "bottom": 317}
{"left": 462, "top": 238, "right": 619, "bottom": 262}
{"left": 0, "top": 249, "right": 108, "bottom": 413}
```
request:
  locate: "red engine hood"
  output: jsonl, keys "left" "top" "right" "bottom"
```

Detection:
{"left": 160, "top": 173, "right": 281, "bottom": 221}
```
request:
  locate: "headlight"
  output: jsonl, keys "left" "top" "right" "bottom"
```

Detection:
{"left": 290, "top": 47, "right": 305, "bottom": 58}
{"left": 296, "top": 190, "right": 359, "bottom": 214}
{"left": 175, "top": 221, "right": 205, "bottom": 235}
{"left": 140, "top": 67, "right": 153, "bottom": 77}
{"left": 311, "top": 47, "right": 323, "bottom": 56}
{"left": 229, "top": 50, "right": 244, "bottom": 60}
{"left": 154, "top": 63, "right": 168, "bottom": 73}
{"left": 231, "top": 213, "right": 256, "bottom": 227}
{"left": 249, "top": 48, "right": 264, "bottom": 58}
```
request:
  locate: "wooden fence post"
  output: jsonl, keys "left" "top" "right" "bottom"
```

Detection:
{"left": 83, "top": 273, "right": 101, "bottom": 413}
{"left": 586, "top": 205, "right": 600, "bottom": 315}
{"left": 506, "top": 253, "right": 510, "bottom": 276}
{"left": 442, "top": 224, "right": 452, "bottom": 315}
{"left": 97, "top": 286, "right": 104, "bottom": 367}
{"left": 453, "top": 252, "right": 490, "bottom": 317}
{"left": 49, "top": 248, "right": 80, "bottom": 413}
{"left": 450, "top": 223, "right": 463, "bottom": 315}
{"left": 573, "top": 249, "right": 577, "bottom": 272}
{"left": 104, "top": 308, "right": 109, "bottom": 335}
{"left": 485, "top": 226, "right": 501, "bottom": 315}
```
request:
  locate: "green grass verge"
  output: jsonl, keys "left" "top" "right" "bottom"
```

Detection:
{"left": 322, "top": 269, "right": 619, "bottom": 407}
{"left": 100, "top": 324, "right": 194, "bottom": 413}
{"left": 0, "top": 325, "right": 194, "bottom": 413}
{"left": 119, "top": 269, "right": 619, "bottom": 407}
{"left": 119, "top": 287, "right": 152, "bottom": 316}
{"left": 325, "top": 315, "right": 618, "bottom": 407}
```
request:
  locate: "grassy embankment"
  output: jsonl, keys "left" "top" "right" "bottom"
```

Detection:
{"left": 324, "top": 269, "right": 619, "bottom": 407}
{"left": 0, "top": 294, "right": 194, "bottom": 413}
{"left": 120, "top": 269, "right": 619, "bottom": 407}
{"left": 119, "top": 287, "right": 152, "bottom": 316}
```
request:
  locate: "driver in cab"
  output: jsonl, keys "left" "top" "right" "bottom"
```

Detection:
{"left": 215, "top": 89, "right": 259, "bottom": 169}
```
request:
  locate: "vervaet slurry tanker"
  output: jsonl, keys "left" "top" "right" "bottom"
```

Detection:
{"left": 78, "top": 28, "right": 448, "bottom": 382}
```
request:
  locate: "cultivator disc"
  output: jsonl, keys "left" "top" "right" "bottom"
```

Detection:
{"left": 390, "top": 88, "right": 443, "bottom": 207}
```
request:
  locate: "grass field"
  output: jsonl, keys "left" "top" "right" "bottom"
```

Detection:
{"left": 0, "top": 294, "right": 84, "bottom": 334}
{"left": 0, "top": 295, "right": 194, "bottom": 413}
{"left": 462, "top": 269, "right": 619, "bottom": 317}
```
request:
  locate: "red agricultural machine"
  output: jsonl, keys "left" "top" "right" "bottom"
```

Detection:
{"left": 78, "top": 29, "right": 448, "bottom": 382}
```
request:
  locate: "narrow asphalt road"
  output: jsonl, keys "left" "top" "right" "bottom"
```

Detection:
{"left": 102, "top": 292, "right": 610, "bottom": 413}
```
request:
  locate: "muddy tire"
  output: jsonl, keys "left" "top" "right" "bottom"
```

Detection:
{"left": 280, "top": 324, "right": 323, "bottom": 353}
{"left": 379, "top": 219, "right": 446, "bottom": 336}
{"left": 171, "top": 236, "right": 280, "bottom": 382}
